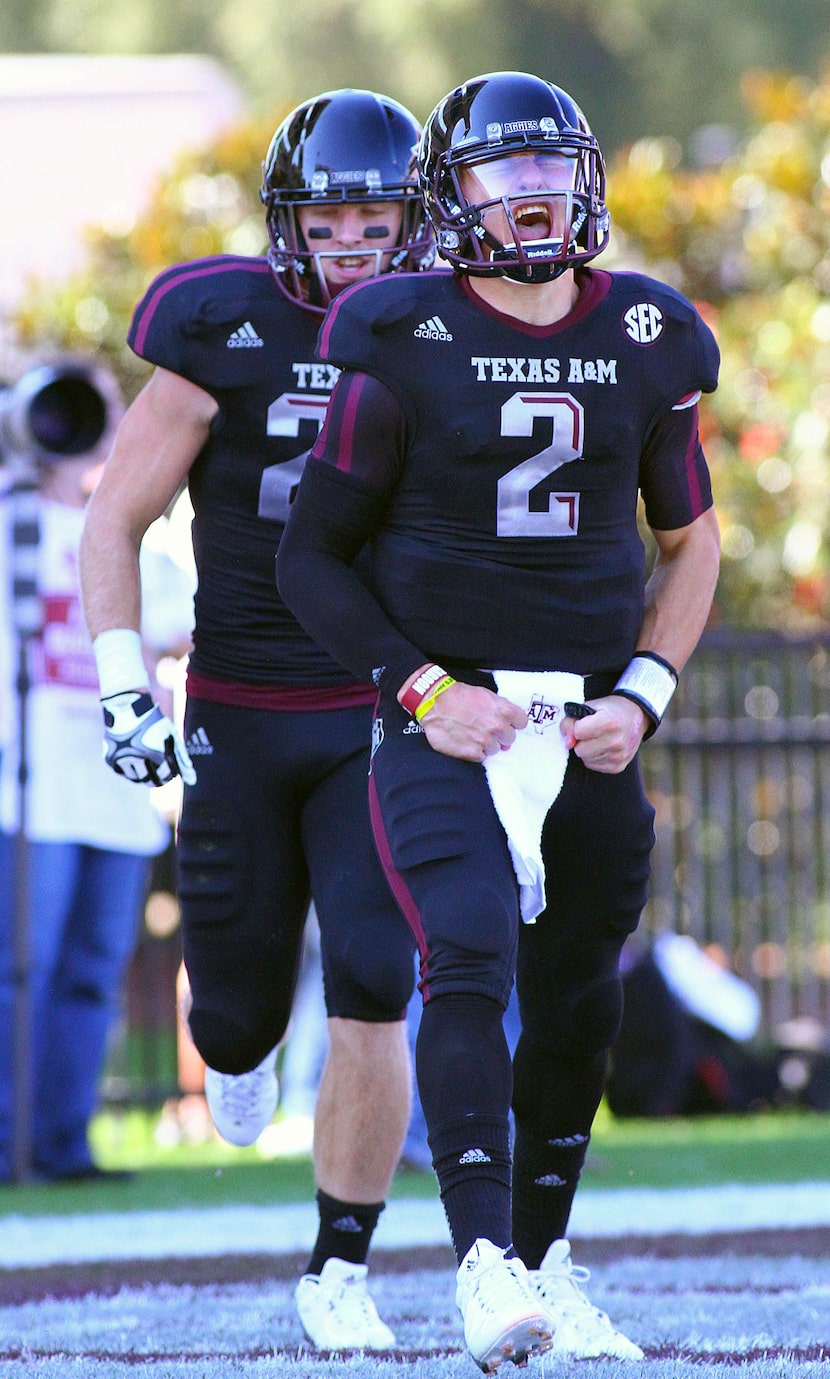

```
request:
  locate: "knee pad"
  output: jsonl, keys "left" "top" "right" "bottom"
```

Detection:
{"left": 424, "top": 867, "right": 516, "bottom": 959}
{"left": 321, "top": 923, "right": 415, "bottom": 1021}
{"left": 526, "top": 970, "right": 625, "bottom": 1061}
{"left": 410, "top": 861, "right": 518, "bottom": 1005}
{"left": 188, "top": 1006, "right": 279, "bottom": 1076}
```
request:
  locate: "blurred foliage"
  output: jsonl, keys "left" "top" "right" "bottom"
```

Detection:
{"left": 2, "top": 0, "right": 830, "bottom": 155}
{"left": 13, "top": 110, "right": 283, "bottom": 398}
{"left": 10, "top": 65, "right": 830, "bottom": 630}
{"left": 605, "top": 66, "right": 830, "bottom": 630}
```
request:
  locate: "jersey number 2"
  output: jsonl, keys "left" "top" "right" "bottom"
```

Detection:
{"left": 496, "top": 392, "right": 583, "bottom": 537}
{"left": 258, "top": 392, "right": 330, "bottom": 521}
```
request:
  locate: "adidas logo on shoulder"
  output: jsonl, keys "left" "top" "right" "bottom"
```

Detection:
{"left": 458, "top": 1147, "right": 491, "bottom": 1165}
{"left": 227, "top": 321, "right": 264, "bottom": 348}
{"left": 414, "top": 315, "right": 453, "bottom": 342}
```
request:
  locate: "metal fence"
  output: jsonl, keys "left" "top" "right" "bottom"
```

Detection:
{"left": 103, "top": 629, "right": 830, "bottom": 1107}
{"left": 641, "top": 629, "right": 830, "bottom": 1032}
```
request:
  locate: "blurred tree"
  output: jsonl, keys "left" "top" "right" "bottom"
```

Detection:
{"left": 607, "top": 67, "right": 830, "bottom": 630}
{"left": 9, "top": 64, "right": 830, "bottom": 630}
{"left": 2, "top": 0, "right": 829, "bottom": 154}
{"left": 12, "top": 109, "right": 280, "bottom": 398}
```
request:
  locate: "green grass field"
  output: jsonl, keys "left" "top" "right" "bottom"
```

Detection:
{"left": 1, "top": 1103, "right": 827, "bottom": 1218}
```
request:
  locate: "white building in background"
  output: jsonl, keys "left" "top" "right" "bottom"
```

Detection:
{"left": 0, "top": 54, "right": 244, "bottom": 310}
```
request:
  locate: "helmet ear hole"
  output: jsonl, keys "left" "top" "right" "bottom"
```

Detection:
{"left": 260, "top": 88, "right": 435, "bottom": 308}
{"left": 419, "top": 72, "right": 610, "bottom": 280}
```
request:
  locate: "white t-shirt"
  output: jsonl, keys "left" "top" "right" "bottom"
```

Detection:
{"left": 0, "top": 495, "right": 195, "bottom": 853}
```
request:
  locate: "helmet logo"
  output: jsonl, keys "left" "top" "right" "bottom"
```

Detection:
{"left": 486, "top": 118, "right": 554, "bottom": 142}
{"left": 317, "top": 167, "right": 383, "bottom": 187}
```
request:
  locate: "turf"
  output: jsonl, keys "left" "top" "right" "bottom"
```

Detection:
{"left": 2, "top": 1245, "right": 828, "bottom": 1378}
{"left": 1, "top": 1104, "right": 827, "bottom": 1217}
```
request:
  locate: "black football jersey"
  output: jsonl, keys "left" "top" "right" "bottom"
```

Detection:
{"left": 128, "top": 255, "right": 353, "bottom": 686}
{"left": 305, "top": 266, "right": 719, "bottom": 679}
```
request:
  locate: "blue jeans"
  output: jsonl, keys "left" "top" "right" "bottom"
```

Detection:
{"left": 0, "top": 834, "right": 151, "bottom": 1179}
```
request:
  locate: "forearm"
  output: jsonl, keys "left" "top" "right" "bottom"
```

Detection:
{"left": 569, "top": 507, "right": 721, "bottom": 770}
{"left": 277, "top": 458, "right": 428, "bottom": 693}
{"left": 637, "top": 507, "right": 720, "bottom": 673}
{"left": 81, "top": 366, "right": 212, "bottom": 641}
{"left": 80, "top": 503, "right": 143, "bottom": 639}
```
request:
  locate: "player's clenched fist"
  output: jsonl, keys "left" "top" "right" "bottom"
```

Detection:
{"left": 418, "top": 680, "right": 527, "bottom": 762}
{"left": 102, "top": 690, "right": 196, "bottom": 787}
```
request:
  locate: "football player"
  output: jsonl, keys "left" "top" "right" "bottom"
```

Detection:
{"left": 80, "top": 88, "right": 433, "bottom": 1350}
{"left": 278, "top": 71, "right": 721, "bottom": 1371}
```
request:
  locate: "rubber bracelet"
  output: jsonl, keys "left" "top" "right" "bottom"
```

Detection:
{"left": 93, "top": 628, "right": 150, "bottom": 700}
{"left": 400, "top": 663, "right": 450, "bottom": 718}
{"left": 414, "top": 675, "right": 456, "bottom": 722}
{"left": 613, "top": 651, "right": 678, "bottom": 737}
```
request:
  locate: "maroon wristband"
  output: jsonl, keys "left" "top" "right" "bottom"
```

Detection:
{"left": 399, "top": 663, "right": 450, "bottom": 718}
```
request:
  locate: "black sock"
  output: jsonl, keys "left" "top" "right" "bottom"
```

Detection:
{"left": 306, "top": 1190, "right": 384, "bottom": 1275}
{"left": 429, "top": 1113, "right": 512, "bottom": 1264}
{"left": 511, "top": 1124, "right": 590, "bottom": 1267}
{"left": 415, "top": 991, "right": 514, "bottom": 1264}
{"left": 511, "top": 1036, "right": 606, "bottom": 1267}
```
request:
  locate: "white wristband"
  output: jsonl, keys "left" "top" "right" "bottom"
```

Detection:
{"left": 93, "top": 628, "right": 150, "bottom": 700}
{"left": 613, "top": 652, "right": 678, "bottom": 735}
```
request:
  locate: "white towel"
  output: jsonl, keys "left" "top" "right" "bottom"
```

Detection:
{"left": 484, "top": 670, "right": 584, "bottom": 923}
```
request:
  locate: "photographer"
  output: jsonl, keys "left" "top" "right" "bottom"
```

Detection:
{"left": 0, "top": 365, "right": 194, "bottom": 1182}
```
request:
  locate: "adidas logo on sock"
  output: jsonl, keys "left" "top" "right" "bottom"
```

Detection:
{"left": 185, "top": 727, "right": 214, "bottom": 755}
{"left": 332, "top": 1215, "right": 363, "bottom": 1233}
{"left": 534, "top": 1173, "right": 567, "bottom": 1187}
{"left": 227, "top": 320, "right": 264, "bottom": 348}
{"left": 413, "top": 315, "right": 453, "bottom": 342}
{"left": 458, "top": 1147, "right": 491, "bottom": 1165}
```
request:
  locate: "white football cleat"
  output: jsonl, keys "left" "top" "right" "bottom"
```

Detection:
{"left": 295, "top": 1256, "right": 396, "bottom": 1350}
{"left": 204, "top": 1047, "right": 278, "bottom": 1147}
{"left": 456, "top": 1238, "right": 553, "bottom": 1373}
{"left": 528, "top": 1238, "right": 644, "bottom": 1360}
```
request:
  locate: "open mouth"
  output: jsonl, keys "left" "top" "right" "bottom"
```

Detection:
{"left": 513, "top": 203, "right": 553, "bottom": 239}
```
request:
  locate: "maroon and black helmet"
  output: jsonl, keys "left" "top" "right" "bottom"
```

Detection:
{"left": 261, "top": 88, "right": 434, "bottom": 306}
{"left": 419, "top": 72, "right": 610, "bottom": 284}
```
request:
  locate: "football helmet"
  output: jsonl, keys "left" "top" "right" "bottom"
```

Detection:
{"left": 419, "top": 72, "right": 610, "bottom": 284}
{"left": 261, "top": 88, "right": 434, "bottom": 307}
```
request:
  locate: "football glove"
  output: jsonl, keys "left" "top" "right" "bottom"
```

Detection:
{"left": 102, "top": 690, "right": 196, "bottom": 787}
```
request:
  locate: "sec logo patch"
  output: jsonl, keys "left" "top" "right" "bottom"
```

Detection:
{"left": 623, "top": 302, "right": 664, "bottom": 344}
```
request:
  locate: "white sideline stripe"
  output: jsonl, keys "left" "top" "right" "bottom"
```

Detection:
{"left": 2, "top": 1183, "right": 829, "bottom": 1267}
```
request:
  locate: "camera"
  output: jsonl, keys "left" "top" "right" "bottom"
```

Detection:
{"left": 0, "top": 359, "right": 123, "bottom": 472}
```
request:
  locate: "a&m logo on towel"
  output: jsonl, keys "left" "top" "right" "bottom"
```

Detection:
{"left": 527, "top": 695, "right": 562, "bottom": 734}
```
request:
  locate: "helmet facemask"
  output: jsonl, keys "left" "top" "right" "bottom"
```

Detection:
{"left": 265, "top": 182, "right": 428, "bottom": 308}
{"left": 451, "top": 149, "right": 601, "bottom": 283}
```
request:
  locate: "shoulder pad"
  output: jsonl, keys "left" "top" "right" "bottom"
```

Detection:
{"left": 316, "top": 275, "right": 430, "bottom": 374}
{"left": 129, "top": 256, "right": 273, "bottom": 365}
